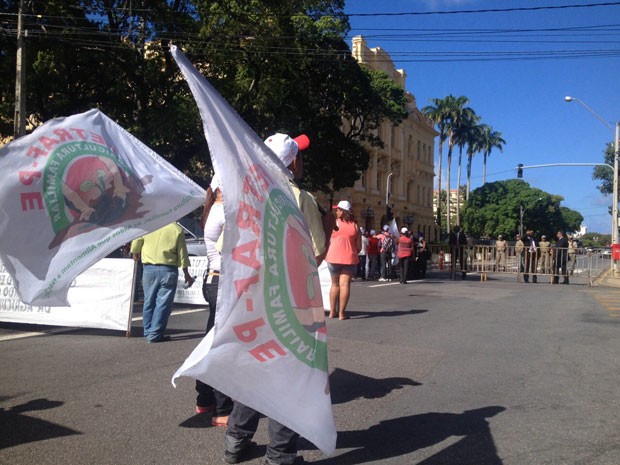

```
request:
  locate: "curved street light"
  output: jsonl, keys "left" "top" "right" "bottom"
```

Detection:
{"left": 565, "top": 96, "right": 619, "bottom": 259}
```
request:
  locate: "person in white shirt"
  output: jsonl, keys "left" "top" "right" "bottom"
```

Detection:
{"left": 194, "top": 176, "right": 233, "bottom": 426}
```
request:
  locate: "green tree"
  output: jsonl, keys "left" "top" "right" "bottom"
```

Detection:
{"left": 479, "top": 125, "right": 506, "bottom": 184}
{"left": 187, "top": 0, "right": 407, "bottom": 193}
{"left": 462, "top": 179, "right": 583, "bottom": 239}
{"left": 580, "top": 232, "right": 612, "bottom": 248}
{"left": 466, "top": 123, "right": 487, "bottom": 201}
{"left": 592, "top": 142, "right": 615, "bottom": 195}
{"left": 443, "top": 95, "right": 472, "bottom": 233}
{"left": 1, "top": 0, "right": 206, "bottom": 175}
{"left": 422, "top": 97, "right": 451, "bottom": 232}
{"left": 2, "top": 0, "right": 407, "bottom": 192}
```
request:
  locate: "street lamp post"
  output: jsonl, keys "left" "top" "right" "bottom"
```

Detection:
{"left": 385, "top": 172, "right": 393, "bottom": 222}
{"left": 565, "top": 96, "right": 619, "bottom": 257}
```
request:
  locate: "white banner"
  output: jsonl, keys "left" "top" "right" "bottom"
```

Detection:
{"left": 0, "top": 258, "right": 134, "bottom": 331}
{"left": 169, "top": 46, "right": 336, "bottom": 455}
{"left": 0, "top": 109, "right": 205, "bottom": 306}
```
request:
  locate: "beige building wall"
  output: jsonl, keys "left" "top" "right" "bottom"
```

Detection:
{"left": 317, "top": 35, "right": 438, "bottom": 242}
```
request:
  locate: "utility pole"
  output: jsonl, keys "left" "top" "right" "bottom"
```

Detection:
{"left": 14, "top": 0, "right": 26, "bottom": 138}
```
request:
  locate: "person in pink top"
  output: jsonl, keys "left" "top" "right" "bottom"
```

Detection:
{"left": 325, "top": 200, "right": 361, "bottom": 320}
{"left": 397, "top": 227, "right": 414, "bottom": 284}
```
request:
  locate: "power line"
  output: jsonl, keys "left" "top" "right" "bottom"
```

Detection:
{"left": 348, "top": 1, "right": 620, "bottom": 17}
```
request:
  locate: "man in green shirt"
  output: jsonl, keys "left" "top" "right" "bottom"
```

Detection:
{"left": 131, "top": 223, "right": 194, "bottom": 342}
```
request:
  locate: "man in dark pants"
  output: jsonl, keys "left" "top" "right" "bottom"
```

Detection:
{"left": 553, "top": 230, "right": 570, "bottom": 284}
{"left": 523, "top": 229, "right": 539, "bottom": 283}
{"left": 448, "top": 225, "right": 467, "bottom": 279}
{"left": 224, "top": 133, "right": 325, "bottom": 465}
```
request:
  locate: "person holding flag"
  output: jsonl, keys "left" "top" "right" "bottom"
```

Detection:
{"left": 222, "top": 132, "right": 327, "bottom": 465}
{"left": 170, "top": 46, "right": 336, "bottom": 461}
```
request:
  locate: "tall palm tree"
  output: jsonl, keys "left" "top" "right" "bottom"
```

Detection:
{"left": 452, "top": 108, "right": 478, "bottom": 225}
{"left": 443, "top": 95, "right": 472, "bottom": 233}
{"left": 466, "top": 123, "right": 486, "bottom": 201}
{"left": 480, "top": 126, "right": 506, "bottom": 184}
{"left": 422, "top": 97, "right": 451, "bottom": 234}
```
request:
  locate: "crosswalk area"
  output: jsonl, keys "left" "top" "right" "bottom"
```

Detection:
{"left": 591, "top": 289, "right": 620, "bottom": 318}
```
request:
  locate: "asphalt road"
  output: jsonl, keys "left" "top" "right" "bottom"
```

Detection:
{"left": 1, "top": 273, "right": 620, "bottom": 465}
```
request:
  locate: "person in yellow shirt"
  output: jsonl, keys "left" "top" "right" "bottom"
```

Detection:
{"left": 130, "top": 223, "right": 194, "bottom": 343}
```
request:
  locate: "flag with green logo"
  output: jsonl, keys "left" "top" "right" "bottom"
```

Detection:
{"left": 170, "top": 46, "right": 336, "bottom": 456}
{"left": 0, "top": 109, "right": 205, "bottom": 306}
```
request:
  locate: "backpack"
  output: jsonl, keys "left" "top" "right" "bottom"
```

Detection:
{"left": 380, "top": 234, "right": 394, "bottom": 254}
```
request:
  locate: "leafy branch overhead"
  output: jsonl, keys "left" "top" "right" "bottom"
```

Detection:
{"left": 1, "top": 0, "right": 407, "bottom": 193}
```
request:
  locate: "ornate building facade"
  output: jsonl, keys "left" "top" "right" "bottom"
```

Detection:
{"left": 316, "top": 36, "right": 438, "bottom": 241}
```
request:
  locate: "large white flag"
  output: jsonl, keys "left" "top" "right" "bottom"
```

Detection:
{"left": 0, "top": 109, "right": 205, "bottom": 306}
{"left": 169, "top": 46, "right": 336, "bottom": 455}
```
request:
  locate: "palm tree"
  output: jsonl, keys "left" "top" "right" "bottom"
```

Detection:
{"left": 452, "top": 108, "right": 479, "bottom": 225}
{"left": 422, "top": 98, "right": 451, "bottom": 234}
{"left": 479, "top": 126, "right": 506, "bottom": 184}
{"left": 443, "top": 95, "right": 472, "bottom": 233}
{"left": 465, "top": 123, "right": 486, "bottom": 201}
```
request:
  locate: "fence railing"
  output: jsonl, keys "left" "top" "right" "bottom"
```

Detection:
{"left": 423, "top": 245, "right": 612, "bottom": 285}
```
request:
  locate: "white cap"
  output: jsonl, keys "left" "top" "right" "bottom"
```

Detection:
{"left": 383, "top": 225, "right": 389, "bottom": 231}
{"left": 334, "top": 200, "right": 352, "bottom": 212}
{"left": 370, "top": 229, "right": 376, "bottom": 235}
{"left": 401, "top": 227, "right": 408, "bottom": 234}
{"left": 264, "top": 133, "right": 310, "bottom": 167}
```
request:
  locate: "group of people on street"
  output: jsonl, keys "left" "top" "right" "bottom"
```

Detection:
{"left": 449, "top": 226, "right": 579, "bottom": 286}
{"left": 128, "top": 127, "right": 585, "bottom": 463}
{"left": 515, "top": 229, "right": 574, "bottom": 284}
{"left": 353, "top": 225, "right": 430, "bottom": 283}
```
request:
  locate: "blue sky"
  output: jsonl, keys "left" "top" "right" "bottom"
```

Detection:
{"left": 344, "top": 0, "right": 620, "bottom": 235}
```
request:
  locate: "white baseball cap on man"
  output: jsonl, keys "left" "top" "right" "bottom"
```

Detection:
{"left": 264, "top": 133, "right": 310, "bottom": 167}
{"left": 401, "top": 227, "right": 408, "bottom": 234}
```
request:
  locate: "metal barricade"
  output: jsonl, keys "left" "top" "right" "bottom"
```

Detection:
{"left": 423, "top": 244, "right": 611, "bottom": 286}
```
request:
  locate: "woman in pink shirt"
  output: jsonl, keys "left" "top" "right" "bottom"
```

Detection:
{"left": 397, "top": 227, "right": 414, "bottom": 284}
{"left": 325, "top": 200, "right": 361, "bottom": 320}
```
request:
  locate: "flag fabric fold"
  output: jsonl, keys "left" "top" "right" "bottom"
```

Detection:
{"left": 169, "top": 45, "right": 336, "bottom": 456}
{"left": 0, "top": 109, "right": 205, "bottom": 306}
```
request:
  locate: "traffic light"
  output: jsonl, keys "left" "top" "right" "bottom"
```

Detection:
{"left": 517, "top": 163, "right": 523, "bottom": 178}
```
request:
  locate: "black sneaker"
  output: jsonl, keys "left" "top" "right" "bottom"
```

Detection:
{"left": 263, "top": 456, "right": 305, "bottom": 465}
{"left": 224, "top": 450, "right": 242, "bottom": 464}
{"left": 224, "top": 442, "right": 255, "bottom": 464}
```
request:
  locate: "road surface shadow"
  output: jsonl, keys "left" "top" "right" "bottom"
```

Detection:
{"left": 0, "top": 398, "right": 81, "bottom": 449}
{"left": 307, "top": 406, "right": 506, "bottom": 465}
{"left": 329, "top": 368, "right": 421, "bottom": 405}
{"left": 347, "top": 309, "right": 428, "bottom": 319}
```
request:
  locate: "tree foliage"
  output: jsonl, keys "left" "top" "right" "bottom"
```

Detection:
{"left": 1, "top": 0, "right": 407, "bottom": 192}
{"left": 462, "top": 179, "right": 583, "bottom": 239}
{"left": 593, "top": 142, "right": 615, "bottom": 195}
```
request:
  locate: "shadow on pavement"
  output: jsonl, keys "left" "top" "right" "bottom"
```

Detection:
{"left": 347, "top": 309, "right": 428, "bottom": 319}
{"left": 308, "top": 406, "right": 506, "bottom": 465}
{"left": 329, "top": 368, "right": 421, "bottom": 405}
{"left": 0, "top": 398, "right": 81, "bottom": 449}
